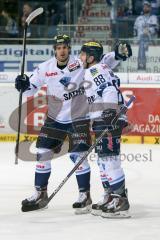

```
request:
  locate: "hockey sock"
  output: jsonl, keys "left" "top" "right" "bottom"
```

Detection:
{"left": 70, "top": 152, "right": 91, "bottom": 192}
{"left": 35, "top": 172, "right": 51, "bottom": 190}
{"left": 35, "top": 148, "right": 52, "bottom": 190}
{"left": 76, "top": 171, "right": 90, "bottom": 192}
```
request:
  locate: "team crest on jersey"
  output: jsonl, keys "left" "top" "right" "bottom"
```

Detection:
{"left": 90, "top": 68, "right": 98, "bottom": 76}
{"left": 68, "top": 60, "right": 80, "bottom": 72}
{"left": 59, "top": 77, "right": 71, "bottom": 87}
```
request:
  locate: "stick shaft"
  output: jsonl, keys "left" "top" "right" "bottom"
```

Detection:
{"left": 15, "top": 24, "right": 28, "bottom": 164}
{"left": 15, "top": 8, "right": 43, "bottom": 164}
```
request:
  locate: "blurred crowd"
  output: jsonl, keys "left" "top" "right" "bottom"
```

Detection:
{"left": 0, "top": 1, "right": 69, "bottom": 38}
{"left": 107, "top": 0, "right": 160, "bottom": 39}
{"left": 0, "top": 0, "right": 159, "bottom": 39}
{"left": 106, "top": 0, "right": 160, "bottom": 17}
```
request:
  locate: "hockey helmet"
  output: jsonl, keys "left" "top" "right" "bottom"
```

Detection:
{"left": 53, "top": 34, "right": 71, "bottom": 49}
{"left": 80, "top": 41, "right": 103, "bottom": 61}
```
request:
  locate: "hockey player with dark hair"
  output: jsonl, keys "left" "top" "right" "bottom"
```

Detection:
{"left": 15, "top": 34, "right": 132, "bottom": 214}
{"left": 79, "top": 41, "right": 130, "bottom": 218}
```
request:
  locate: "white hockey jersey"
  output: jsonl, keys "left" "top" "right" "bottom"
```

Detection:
{"left": 84, "top": 63, "right": 118, "bottom": 120}
{"left": 134, "top": 14, "right": 159, "bottom": 39}
{"left": 24, "top": 52, "right": 119, "bottom": 123}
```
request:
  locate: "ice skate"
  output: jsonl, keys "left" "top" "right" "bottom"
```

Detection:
{"left": 21, "top": 188, "right": 48, "bottom": 212}
{"left": 101, "top": 193, "right": 130, "bottom": 218}
{"left": 92, "top": 190, "right": 110, "bottom": 216}
{"left": 72, "top": 191, "right": 92, "bottom": 214}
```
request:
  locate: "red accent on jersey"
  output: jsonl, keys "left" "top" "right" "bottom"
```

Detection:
{"left": 36, "top": 165, "right": 45, "bottom": 169}
{"left": 45, "top": 72, "right": 58, "bottom": 77}
{"left": 68, "top": 60, "right": 80, "bottom": 71}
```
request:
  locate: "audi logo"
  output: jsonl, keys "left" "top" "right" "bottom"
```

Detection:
{"left": 0, "top": 74, "right": 8, "bottom": 80}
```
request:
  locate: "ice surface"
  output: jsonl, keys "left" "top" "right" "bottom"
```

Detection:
{"left": 0, "top": 143, "right": 160, "bottom": 240}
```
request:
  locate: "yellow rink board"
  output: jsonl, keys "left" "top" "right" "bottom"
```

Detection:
{"left": 121, "top": 136, "right": 142, "bottom": 144}
{"left": 0, "top": 134, "right": 160, "bottom": 144}
{"left": 0, "top": 134, "right": 38, "bottom": 142}
{"left": 143, "top": 136, "right": 160, "bottom": 144}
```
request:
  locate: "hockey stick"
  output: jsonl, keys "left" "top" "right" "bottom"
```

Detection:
{"left": 15, "top": 7, "right": 44, "bottom": 164}
{"left": 39, "top": 95, "right": 136, "bottom": 208}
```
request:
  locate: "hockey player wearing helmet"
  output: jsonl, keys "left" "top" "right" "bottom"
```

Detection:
{"left": 53, "top": 34, "right": 71, "bottom": 63}
{"left": 80, "top": 41, "right": 104, "bottom": 69}
{"left": 80, "top": 41, "right": 130, "bottom": 218}
{"left": 15, "top": 35, "right": 131, "bottom": 214}
{"left": 15, "top": 34, "right": 93, "bottom": 213}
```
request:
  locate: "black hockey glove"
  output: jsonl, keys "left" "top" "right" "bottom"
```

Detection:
{"left": 115, "top": 41, "right": 132, "bottom": 61}
{"left": 101, "top": 108, "right": 128, "bottom": 135}
{"left": 101, "top": 108, "right": 117, "bottom": 125}
{"left": 116, "top": 103, "right": 129, "bottom": 128}
{"left": 15, "top": 74, "right": 30, "bottom": 92}
{"left": 101, "top": 108, "right": 118, "bottom": 131}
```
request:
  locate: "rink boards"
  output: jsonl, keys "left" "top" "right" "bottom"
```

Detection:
{"left": 0, "top": 83, "right": 160, "bottom": 144}
{"left": 0, "top": 133, "right": 159, "bottom": 144}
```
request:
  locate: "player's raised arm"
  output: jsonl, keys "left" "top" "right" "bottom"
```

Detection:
{"left": 101, "top": 41, "right": 132, "bottom": 69}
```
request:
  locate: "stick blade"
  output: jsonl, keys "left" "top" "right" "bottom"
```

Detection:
{"left": 26, "top": 7, "right": 44, "bottom": 26}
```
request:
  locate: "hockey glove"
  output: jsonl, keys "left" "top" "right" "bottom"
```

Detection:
{"left": 115, "top": 41, "right": 132, "bottom": 61}
{"left": 15, "top": 74, "right": 30, "bottom": 92}
{"left": 101, "top": 108, "right": 117, "bottom": 125}
{"left": 101, "top": 108, "right": 128, "bottom": 134}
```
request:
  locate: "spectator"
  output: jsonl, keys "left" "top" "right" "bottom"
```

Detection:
{"left": 134, "top": 1, "right": 159, "bottom": 70}
{"left": 19, "top": 2, "right": 33, "bottom": 37}
{"left": 133, "top": 0, "right": 160, "bottom": 15}
{"left": 1, "top": 8, "right": 18, "bottom": 37}
{"left": 19, "top": 2, "right": 45, "bottom": 38}
{"left": 21, "top": 2, "right": 33, "bottom": 27}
